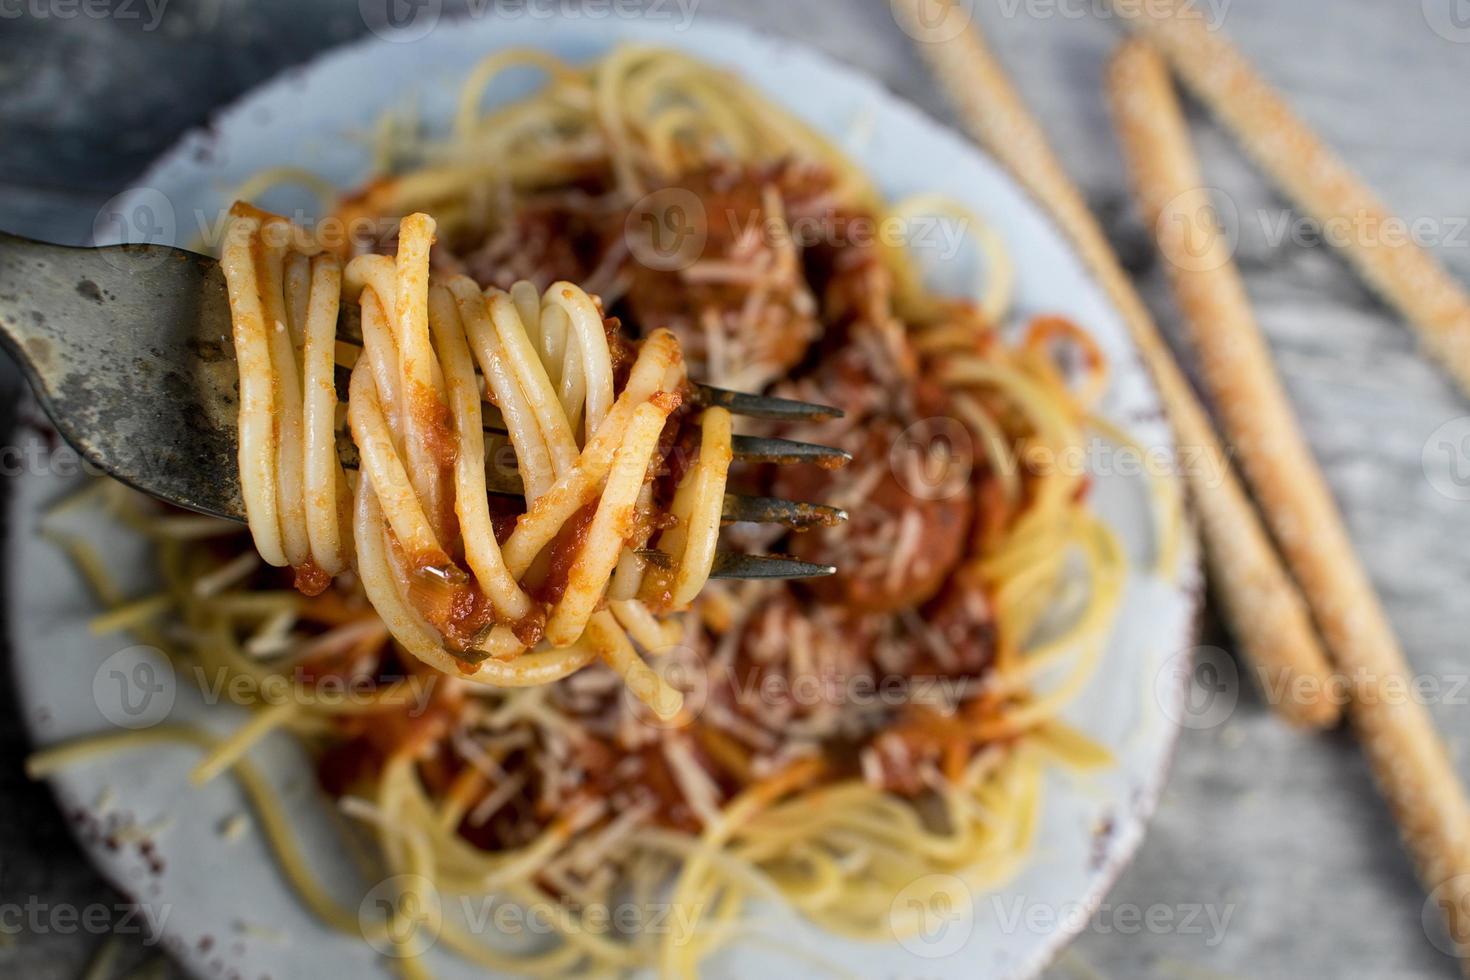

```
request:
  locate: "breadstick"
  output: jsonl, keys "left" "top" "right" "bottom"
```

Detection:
{"left": 1105, "top": 0, "right": 1470, "bottom": 398}
{"left": 1106, "top": 31, "right": 1470, "bottom": 967}
{"left": 892, "top": 0, "right": 1338, "bottom": 728}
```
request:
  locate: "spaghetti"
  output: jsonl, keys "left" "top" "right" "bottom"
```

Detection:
{"left": 221, "top": 201, "right": 730, "bottom": 714}
{"left": 32, "top": 45, "right": 1162, "bottom": 978}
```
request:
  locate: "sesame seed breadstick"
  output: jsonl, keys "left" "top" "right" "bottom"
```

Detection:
{"left": 1107, "top": 34, "right": 1470, "bottom": 967}
{"left": 892, "top": 0, "right": 1339, "bottom": 728}
{"left": 1106, "top": 0, "right": 1470, "bottom": 398}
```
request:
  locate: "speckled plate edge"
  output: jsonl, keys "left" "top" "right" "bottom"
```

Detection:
{"left": 10, "top": 14, "right": 1202, "bottom": 980}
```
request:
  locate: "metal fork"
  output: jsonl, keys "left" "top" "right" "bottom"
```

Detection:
{"left": 0, "top": 231, "right": 849, "bottom": 580}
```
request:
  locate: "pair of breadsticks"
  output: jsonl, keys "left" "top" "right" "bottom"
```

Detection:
{"left": 894, "top": 0, "right": 1470, "bottom": 966}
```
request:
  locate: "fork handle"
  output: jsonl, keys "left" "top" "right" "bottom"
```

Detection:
{"left": 0, "top": 230, "right": 54, "bottom": 354}
{"left": 0, "top": 231, "right": 94, "bottom": 436}
{"left": 0, "top": 230, "right": 245, "bottom": 519}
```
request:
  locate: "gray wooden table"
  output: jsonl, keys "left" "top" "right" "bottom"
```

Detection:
{"left": 3, "top": 1, "right": 1468, "bottom": 977}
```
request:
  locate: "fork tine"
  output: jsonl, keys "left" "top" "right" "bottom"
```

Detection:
{"left": 372, "top": 382, "right": 849, "bottom": 469}
{"left": 634, "top": 548, "right": 673, "bottom": 570}
{"left": 337, "top": 430, "right": 361, "bottom": 472}
{"left": 730, "top": 434, "right": 851, "bottom": 467}
{"left": 334, "top": 337, "right": 843, "bottom": 423}
{"left": 708, "top": 552, "right": 836, "bottom": 579}
{"left": 693, "top": 384, "right": 843, "bottom": 421}
{"left": 635, "top": 549, "right": 836, "bottom": 580}
{"left": 723, "top": 493, "right": 846, "bottom": 529}
{"left": 475, "top": 429, "right": 852, "bottom": 472}
{"left": 339, "top": 346, "right": 847, "bottom": 447}
{"left": 482, "top": 464, "right": 845, "bottom": 534}
{"left": 480, "top": 429, "right": 850, "bottom": 468}
{"left": 333, "top": 363, "right": 352, "bottom": 403}
{"left": 484, "top": 462, "right": 523, "bottom": 496}
{"left": 484, "top": 403, "right": 509, "bottom": 433}
{"left": 349, "top": 432, "right": 847, "bottom": 522}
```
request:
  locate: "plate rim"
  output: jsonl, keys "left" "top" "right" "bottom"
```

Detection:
{"left": 12, "top": 13, "right": 1203, "bottom": 979}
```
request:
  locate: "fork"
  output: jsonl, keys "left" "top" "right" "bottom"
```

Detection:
{"left": 0, "top": 231, "right": 849, "bottom": 580}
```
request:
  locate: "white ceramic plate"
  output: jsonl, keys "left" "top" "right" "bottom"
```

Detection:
{"left": 10, "top": 15, "right": 1201, "bottom": 980}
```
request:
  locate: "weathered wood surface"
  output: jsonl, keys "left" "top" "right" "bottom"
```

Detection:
{"left": 2, "top": 1, "right": 1468, "bottom": 976}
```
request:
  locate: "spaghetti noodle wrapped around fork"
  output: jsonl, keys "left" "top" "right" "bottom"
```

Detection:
{"left": 222, "top": 203, "right": 731, "bottom": 715}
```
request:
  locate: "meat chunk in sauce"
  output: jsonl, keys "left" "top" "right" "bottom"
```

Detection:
{"left": 620, "top": 163, "right": 831, "bottom": 389}
{"left": 775, "top": 417, "right": 971, "bottom": 614}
